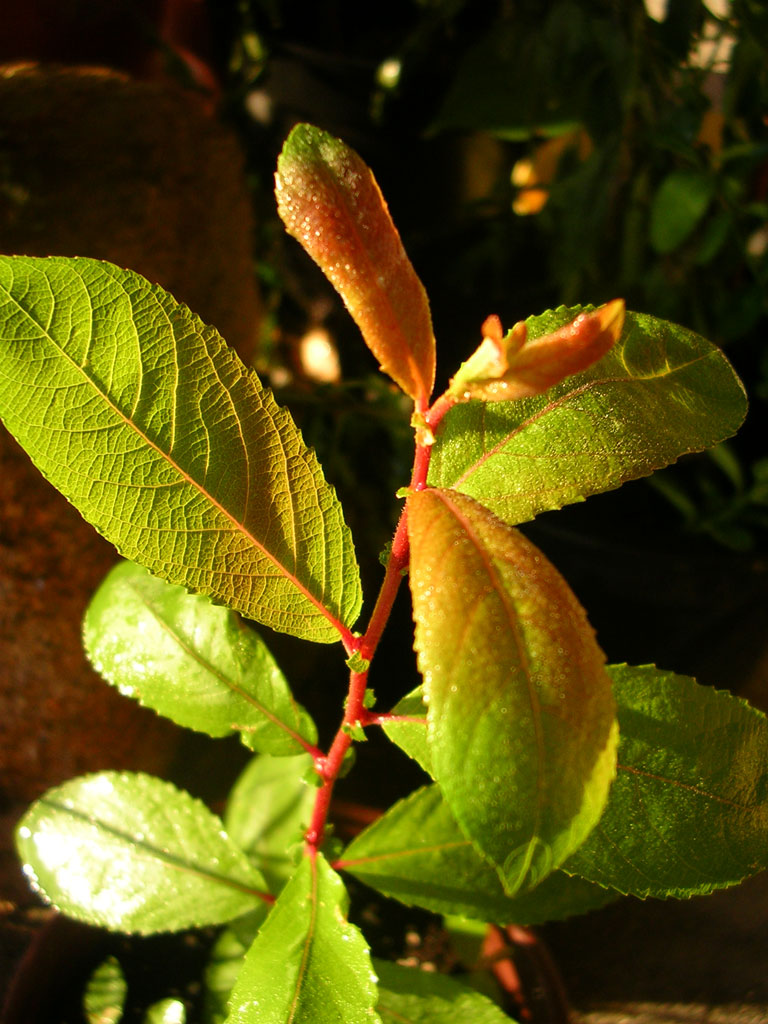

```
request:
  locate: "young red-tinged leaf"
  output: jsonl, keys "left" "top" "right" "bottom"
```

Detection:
{"left": 339, "top": 784, "right": 617, "bottom": 924}
{"left": 430, "top": 307, "right": 747, "bottom": 526}
{"left": 0, "top": 256, "right": 361, "bottom": 645}
{"left": 449, "top": 300, "right": 624, "bottom": 402}
{"left": 408, "top": 489, "right": 617, "bottom": 895}
{"left": 225, "top": 854, "right": 381, "bottom": 1024}
{"left": 563, "top": 665, "right": 768, "bottom": 897}
{"left": 276, "top": 124, "right": 436, "bottom": 406}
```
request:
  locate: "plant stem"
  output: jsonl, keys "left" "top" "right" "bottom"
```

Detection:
{"left": 304, "top": 409, "right": 442, "bottom": 852}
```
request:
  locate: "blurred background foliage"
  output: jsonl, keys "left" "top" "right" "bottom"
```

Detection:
{"left": 207, "top": 0, "right": 768, "bottom": 553}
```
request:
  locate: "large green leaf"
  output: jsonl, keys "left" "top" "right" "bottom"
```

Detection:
{"left": 84, "top": 561, "right": 317, "bottom": 755}
{"left": 225, "top": 854, "right": 380, "bottom": 1024}
{"left": 0, "top": 256, "right": 361, "bottom": 643}
{"left": 429, "top": 309, "right": 746, "bottom": 526}
{"left": 339, "top": 784, "right": 616, "bottom": 924}
{"left": 224, "top": 753, "right": 316, "bottom": 893}
{"left": 563, "top": 665, "right": 768, "bottom": 897}
{"left": 276, "top": 124, "right": 435, "bottom": 406}
{"left": 408, "top": 489, "right": 617, "bottom": 894}
{"left": 15, "top": 772, "right": 267, "bottom": 934}
{"left": 374, "top": 959, "right": 515, "bottom": 1023}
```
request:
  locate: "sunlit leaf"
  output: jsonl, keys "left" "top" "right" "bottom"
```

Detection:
{"left": 374, "top": 959, "right": 514, "bottom": 1023}
{"left": 339, "top": 784, "right": 617, "bottom": 924}
{"left": 0, "top": 256, "right": 361, "bottom": 643}
{"left": 84, "top": 956, "right": 126, "bottom": 1024}
{"left": 144, "top": 1000, "right": 186, "bottom": 1024}
{"left": 224, "top": 753, "right": 315, "bottom": 892}
{"left": 408, "top": 489, "right": 617, "bottom": 894}
{"left": 84, "top": 561, "right": 317, "bottom": 755}
{"left": 276, "top": 124, "right": 435, "bottom": 405}
{"left": 449, "top": 301, "right": 624, "bottom": 402}
{"left": 15, "top": 772, "right": 267, "bottom": 934}
{"left": 225, "top": 855, "right": 381, "bottom": 1024}
{"left": 563, "top": 665, "right": 768, "bottom": 897}
{"left": 429, "top": 308, "right": 747, "bottom": 526}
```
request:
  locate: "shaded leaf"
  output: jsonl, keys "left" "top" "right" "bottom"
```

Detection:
{"left": 429, "top": 308, "right": 747, "bottom": 526}
{"left": 374, "top": 959, "right": 515, "bottom": 1023}
{"left": 339, "top": 784, "right": 617, "bottom": 924}
{"left": 84, "top": 561, "right": 317, "bottom": 755}
{"left": 224, "top": 753, "right": 316, "bottom": 892}
{"left": 15, "top": 772, "right": 267, "bottom": 934}
{"left": 408, "top": 488, "right": 617, "bottom": 894}
{"left": 204, "top": 911, "right": 269, "bottom": 1024}
{"left": 84, "top": 956, "right": 126, "bottom": 1024}
{"left": 0, "top": 256, "right": 360, "bottom": 643}
{"left": 225, "top": 854, "right": 380, "bottom": 1024}
{"left": 381, "top": 687, "right": 432, "bottom": 776}
{"left": 276, "top": 124, "right": 435, "bottom": 405}
{"left": 564, "top": 665, "right": 768, "bottom": 897}
{"left": 650, "top": 169, "right": 715, "bottom": 253}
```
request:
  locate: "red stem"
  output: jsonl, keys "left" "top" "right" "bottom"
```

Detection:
{"left": 304, "top": 389, "right": 451, "bottom": 853}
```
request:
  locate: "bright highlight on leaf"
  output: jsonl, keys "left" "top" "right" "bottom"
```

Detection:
{"left": 0, "top": 256, "right": 361, "bottom": 644}
{"left": 449, "top": 299, "right": 624, "bottom": 402}
{"left": 276, "top": 123, "right": 436, "bottom": 406}
{"left": 84, "top": 561, "right": 317, "bottom": 756}
{"left": 408, "top": 488, "right": 617, "bottom": 894}
{"left": 15, "top": 772, "right": 267, "bottom": 934}
{"left": 430, "top": 307, "right": 748, "bottom": 526}
{"left": 226, "top": 854, "right": 381, "bottom": 1024}
{"left": 563, "top": 664, "right": 768, "bottom": 897}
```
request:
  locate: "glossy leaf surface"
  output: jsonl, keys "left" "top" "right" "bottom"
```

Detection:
{"left": 429, "top": 308, "right": 747, "bottom": 526}
{"left": 276, "top": 124, "right": 435, "bottom": 405}
{"left": 408, "top": 488, "right": 617, "bottom": 893}
{"left": 224, "top": 753, "right": 315, "bottom": 892}
{"left": 16, "top": 772, "right": 267, "bottom": 934}
{"left": 339, "top": 785, "right": 616, "bottom": 924}
{"left": 0, "top": 256, "right": 360, "bottom": 643}
{"left": 564, "top": 665, "right": 768, "bottom": 897}
{"left": 374, "top": 959, "right": 514, "bottom": 1023}
{"left": 84, "top": 562, "right": 317, "bottom": 755}
{"left": 225, "top": 854, "right": 380, "bottom": 1024}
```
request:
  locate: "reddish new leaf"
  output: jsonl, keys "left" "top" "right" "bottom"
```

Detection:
{"left": 408, "top": 488, "right": 617, "bottom": 895}
{"left": 449, "top": 300, "right": 625, "bottom": 402}
{"left": 276, "top": 124, "right": 436, "bottom": 406}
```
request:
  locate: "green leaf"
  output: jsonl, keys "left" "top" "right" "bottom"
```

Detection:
{"left": 429, "top": 308, "right": 747, "bottom": 527}
{"left": 650, "top": 169, "right": 715, "bottom": 253}
{"left": 339, "top": 784, "right": 616, "bottom": 924}
{"left": 374, "top": 959, "right": 515, "bottom": 1023}
{"left": 381, "top": 687, "right": 432, "bottom": 775}
{"left": 15, "top": 772, "right": 268, "bottom": 934}
{"left": 84, "top": 956, "right": 127, "bottom": 1024}
{"left": 84, "top": 561, "right": 317, "bottom": 755}
{"left": 276, "top": 124, "right": 435, "bottom": 406}
{"left": 0, "top": 256, "right": 361, "bottom": 644}
{"left": 144, "top": 1000, "right": 186, "bottom": 1024}
{"left": 205, "top": 911, "right": 269, "bottom": 1024}
{"left": 563, "top": 665, "right": 768, "bottom": 897}
{"left": 225, "top": 854, "right": 381, "bottom": 1024}
{"left": 224, "top": 753, "right": 316, "bottom": 893}
{"left": 408, "top": 489, "right": 617, "bottom": 894}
